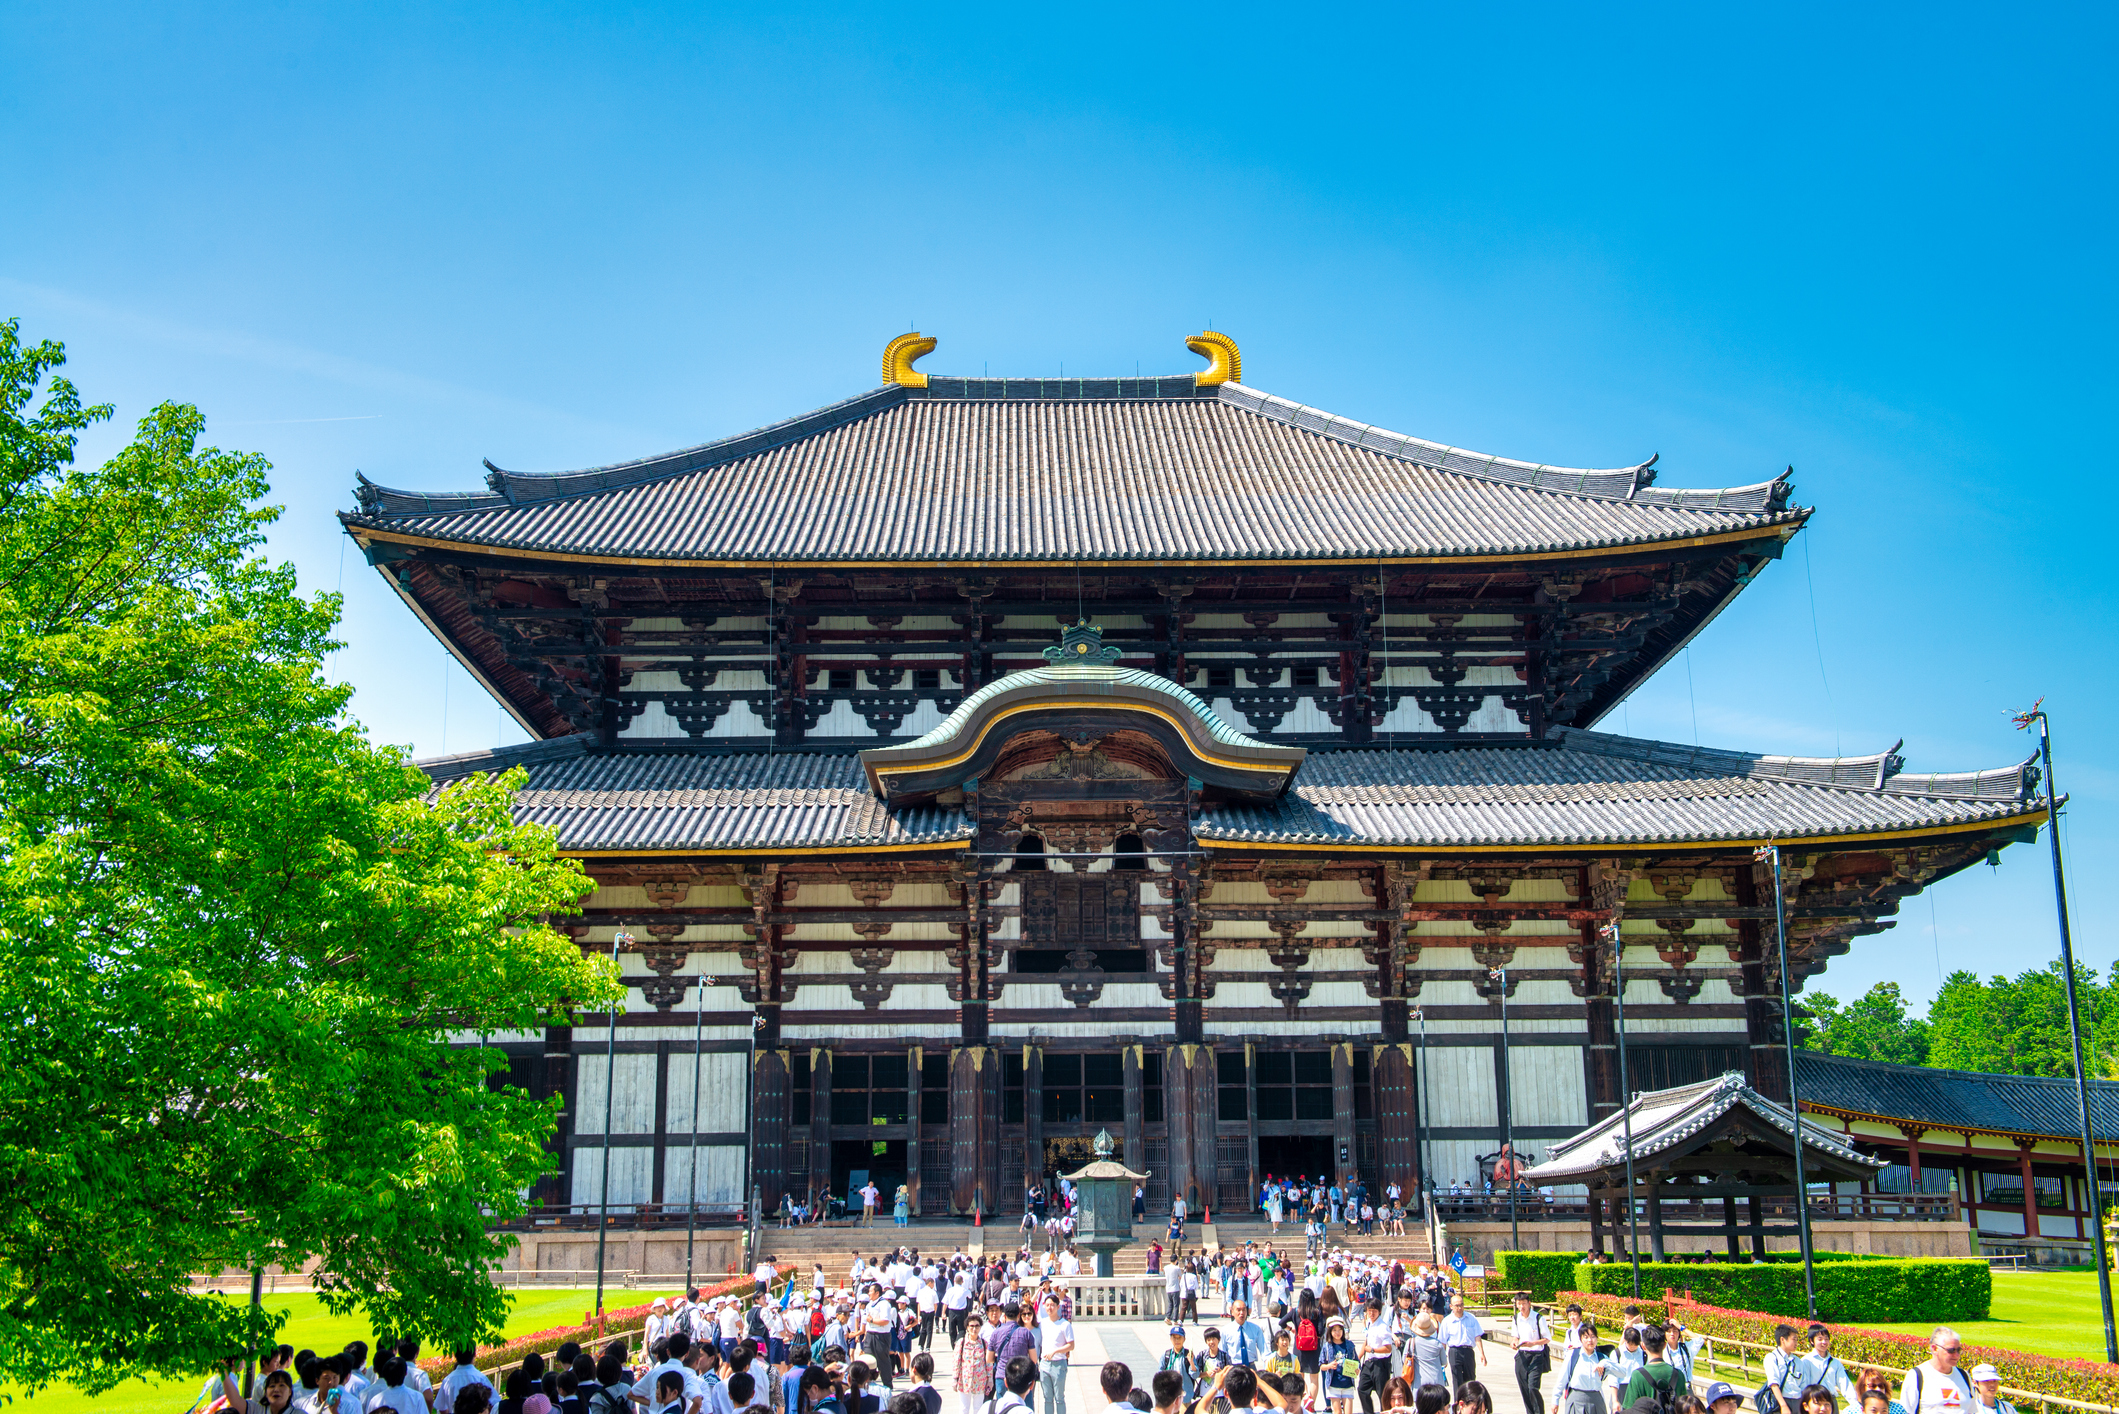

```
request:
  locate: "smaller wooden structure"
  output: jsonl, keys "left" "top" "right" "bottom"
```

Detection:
{"left": 1520, "top": 1071, "right": 1883, "bottom": 1259}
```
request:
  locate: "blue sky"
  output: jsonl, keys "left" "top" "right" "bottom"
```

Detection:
{"left": 5, "top": 3, "right": 2113, "bottom": 1013}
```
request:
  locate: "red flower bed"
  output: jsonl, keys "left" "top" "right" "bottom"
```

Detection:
{"left": 1552, "top": 1290, "right": 2119, "bottom": 1408}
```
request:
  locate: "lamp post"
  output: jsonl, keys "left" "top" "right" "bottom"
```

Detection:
{"left": 2014, "top": 703, "right": 2117, "bottom": 1363}
{"left": 593, "top": 929, "right": 630, "bottom": 1326}
{"left": 1606, "top": 921, "right": 1642, "bottom": 1298}
{"left": 1413, "top": 1005, "right": 1433, "bottom": 1213}
{"left": 684, "top": 965, "right": 708, "bottom": 1290}
{"left": 1490, "top": 967, "right": 1518, "bottom": 1250}
{"left": 1760, "top": 846, "right": 1818, "bottom": 1321}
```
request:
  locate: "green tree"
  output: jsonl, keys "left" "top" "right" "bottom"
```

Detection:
{"left": 0, "top": 320, "right": 622, "bottom": 1397}
{"left": 1926, "top": 961, "right": 2119, "bottom": 1078}
{"left": 1801, "top": 981, "right": 1932, "bottom": 1065}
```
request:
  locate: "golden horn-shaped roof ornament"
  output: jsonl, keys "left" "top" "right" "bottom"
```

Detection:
{"left": 1186, "top": 330, "right": 1241, "bottom": 386}
{"left": 883, "top": 332, "right": 937, "bottom": 388}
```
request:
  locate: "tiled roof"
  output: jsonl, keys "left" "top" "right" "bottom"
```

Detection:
{"left": 1522, "top": 1071, "right": 1882, "bottom": 1181}
{"left": 345, "top": 380, "right": 1801, "bottom": 563}
{"left": 899, "top": 661, "right": 1270, "bottom": 753}
{"left": 1796, "top": 1051, "right": 2119, "bottom": 1142}
{"left": 1195, "top": 728, "right": 2044, "bottom": 847}
{"left": 420, "top": 738, "right": 970, "bottom": 852}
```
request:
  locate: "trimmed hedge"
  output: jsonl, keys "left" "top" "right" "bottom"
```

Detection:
{"left": 1553, "top": 1291, "right": 2119, "bottom": 1409}
{"left": 1492, "top": 1251, "right": 1587, "bottom": 1302}
{"left": 1570, "top": 1259, "right": 1988, "bottom": 1325}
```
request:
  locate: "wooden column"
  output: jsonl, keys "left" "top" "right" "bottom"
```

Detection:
{"left": 2015, "top": 1139, "right": 2042, "bottom": 1241}
{"left": 1023, "top": 1044, "right": 1044, "bottom": 1196}
{"left": 1589, "top": 1186, "right": 1606, "bottom": 1257}
{"left": 1245, "top": 1043, "right": 1259, "bottom": 1208}
{"left": 1166, "top": 1044, "right": 1217, "bottom": 1214}
{"left": 809, "top": 1048, "right": 832, "bottom": 1204}
{"left": 905, "top": 1044, "right": 923, "bottom": 1217}
{"left": 1747, "top": 1192, "right": 1765, "bottom": 1259}
{"left": 651, "top": 1040, "right": 671, "bottom": 1205}
{"left": 1332, "top": 1041, "right": 1356, "bottom": 1184}
{"left": 1647, "top": 1184, "right": 1667, "bottom": 1260}
{"left": 753, "top": 1047, "right": 791, "bottom": 1214}
{"left": 1735, "top": 863, "right": 1787, "bottom": 1102}
{"left": 1375, "top": 1043, "right": 1419, "bottom": 1196}
{"left": 1900, "top": 1124, "right": 1927, "bottom": 1192}
{"left": 1123, "top": 1044, "right": 1145, "bottom": 1173}
{"left": 1722, "top": 1195, "right": 1740, "bottom": 1257}
{"left": 542, "top": 1023, "right": 575, "bottom": 1207}
{"left": 950, "top": 1045, "right": 1002, "bottom": 1217}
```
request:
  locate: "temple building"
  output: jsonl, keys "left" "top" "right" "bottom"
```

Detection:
{"left": 342, "top": 331, "right": 2051, "bottom": 1224}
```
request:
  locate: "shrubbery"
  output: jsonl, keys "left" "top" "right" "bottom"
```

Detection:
{"left": 1570, "top": 1258, "right": 1987, "bottom": 1323}
{"left": 1491, "top": 1251, "right": 1587, "bottom": 1301}
{"left": 1553, "top": 1291, "right": 2119, "bottom": 1407}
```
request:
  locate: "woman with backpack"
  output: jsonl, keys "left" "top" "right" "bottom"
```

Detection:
{"left": 1293, "top": 1289, "right": 1325, "bottom": 1408}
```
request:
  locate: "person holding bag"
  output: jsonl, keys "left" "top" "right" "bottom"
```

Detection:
{"left": 1508, "top": 1294, "right": 1551, "bottom": 1414}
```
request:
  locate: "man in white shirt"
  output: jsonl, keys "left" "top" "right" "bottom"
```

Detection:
{"left": 916, "top": 1277, "right": 940, "bottom": 1350}
{"left": 434, "top": 1350, "right": 492, "bottom": 1412}
{"left": 1221, "top": 1301, "right": 1272, "bottom": 1371}
{"left": 755, "top": 1258, "right": 777, "bottom": 1296}
{"left": 1800, "top": 1325, "right": 1855, "bottom": 1404}
{"left": 861, "top": 1181, "right": 881, "bottom": 1226}
{"left": 635, "top": 1331, "right": 706, "bottom": 1414}
{"left": 864, "top": 1284, "right": 898, "bottom": 1388}
{"left": 363, "top": 1358, "right": 427, "bottom": 1414}
{"left": 1903, "top": 1328, "right": 1974, "bottom": 1414}
{"left": 1037, "top": 1295, "right": 1076, "bottom": 1414}
{"left": 1440, "top": 1295, "right": 1485, "bottom": 1394}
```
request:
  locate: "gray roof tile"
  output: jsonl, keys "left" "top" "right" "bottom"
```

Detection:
{"left": 1796, "top": 1051, "right": 2119, "bottom": 1142}
{"left": 1195, "top": 728, "right": 2043, "bottom": 847}
{"left": 348, "top": 381, "right": 1800, "bottom": 563}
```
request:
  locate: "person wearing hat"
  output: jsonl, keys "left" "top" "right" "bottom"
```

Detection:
{"left": 1159, "top": 1328, "right": 1204, "bottom": 1403}
{"left": 1967, "top": 1367, "right": 2011, "bottom": 1414}
{"left": 1321, "top": 1315, "right": 1359, "bottom": 1414}
{"left": 1702, "top": 1384, "right": 1744, "bottom": 1414}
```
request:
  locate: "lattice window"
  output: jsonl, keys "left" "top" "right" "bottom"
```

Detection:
{"left": 1042, "top": 1052, "right": 1125, "bottom": 1124}
{"left": 1256, "top": 1050, "right": 1333, "bottom": 1121}
{"left": 920, "top": 1135, "right": 952, "bottom": 1210}
{"left": 829, "top": 1053, "right": 909, "bottom": 1125}
{"left": 1146, "top": 1138, "right": 1170, "bottom": 1211}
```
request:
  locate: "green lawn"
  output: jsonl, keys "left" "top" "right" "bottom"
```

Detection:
{"left": 1857, "top": 1270, "right": 2113, "bottom": 1363}
{"left": 10, "top": 1286, "right": 684, "bottom": 1414}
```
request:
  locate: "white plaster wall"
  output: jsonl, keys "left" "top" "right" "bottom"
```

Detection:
{"left": 662, "top": 1144, "right": 746, "bottom": 1205}
{"left": 1423, "top": 1045, "right": 1499, "bottom": 1129}
{"left": 570, "top": 1145, "right": 656, "bottom": 1208}
{"left": 664, "top": 1052, "right": 747, "bottom": 1132}
{"left": 575, "top": 1052, "right": 659, "bottom": 1134}
{"left": 1507, "top": 1047, "right": 1588, "bottom": 1129}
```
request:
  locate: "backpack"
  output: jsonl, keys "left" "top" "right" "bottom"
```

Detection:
{"left": 1639, "top": 1366, "right": 1682, "bottom": 1414}
{"left": 1296, "top": 1318, "right": 1319, "bottom": 1352}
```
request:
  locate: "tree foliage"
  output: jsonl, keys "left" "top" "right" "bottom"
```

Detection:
{"left": 0, "top": 320, "right": 622, "bottom": 1396}
{"left": 1803, "top": 966, "right": 2119, "bottom": 1080}
{"left": 1801, "top": 981, "right": 1932, "bottom": 1065}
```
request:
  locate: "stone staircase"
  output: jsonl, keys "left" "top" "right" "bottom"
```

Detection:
{"left": 747, "top": 1217, "right": 1436, "bottom": 1288}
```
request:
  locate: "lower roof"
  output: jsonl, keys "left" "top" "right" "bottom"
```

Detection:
{"left": 1796, "top": 1051, "right": 2119, "bottom": 1144}
{"left": 419, "top": 727, "right": 2041, "bottom": 855}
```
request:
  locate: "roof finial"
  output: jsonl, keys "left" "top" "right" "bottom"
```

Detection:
{"left": 1186, "top": 330, "right": 1241, "bottom": 386}
{"left": 883, "top": 331, "right": 937, "bottom": 388}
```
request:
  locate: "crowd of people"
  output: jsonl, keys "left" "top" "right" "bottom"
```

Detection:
{"left": 196, "top": 1228, "right": 2022, "bottom": 1414}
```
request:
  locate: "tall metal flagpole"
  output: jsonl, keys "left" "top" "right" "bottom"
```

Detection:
{"left": 1607, "top": 921, "right": 1642, "bottom": 1298}
{"left": 1764, "top": 846, "right": 1818, "bottom": 1320}
{"left": 2016, "top": 703, "right": 2117, "bottom": 1362}
{"left": 594, "top": 930, "right": 630, "bottom": 1325}
{"left": 1492, "top": 967, "right": 1518, "bottom": 1250}
{"left": 685, "top": 965, "right": 708, "bottom": 1290}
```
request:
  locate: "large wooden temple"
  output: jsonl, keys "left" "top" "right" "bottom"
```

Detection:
{"left": 341, "top": 331, "right": 2049, "bottom": 1222}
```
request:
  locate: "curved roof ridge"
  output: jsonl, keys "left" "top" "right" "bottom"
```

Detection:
{"left": 1550, "top": 726, "right": 2035, "bottom": 800}
{"left": 1213, "top": 383, "right": 1796, "bottom": 513}
{"left": 354, "top": 385, "right": 910, "bottom": 516}
{"left": 898, "top": 659, "right": 1273, "bottom": 754}
{"left": 348, "top": 376, "right": 1801, "bottom": 524}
